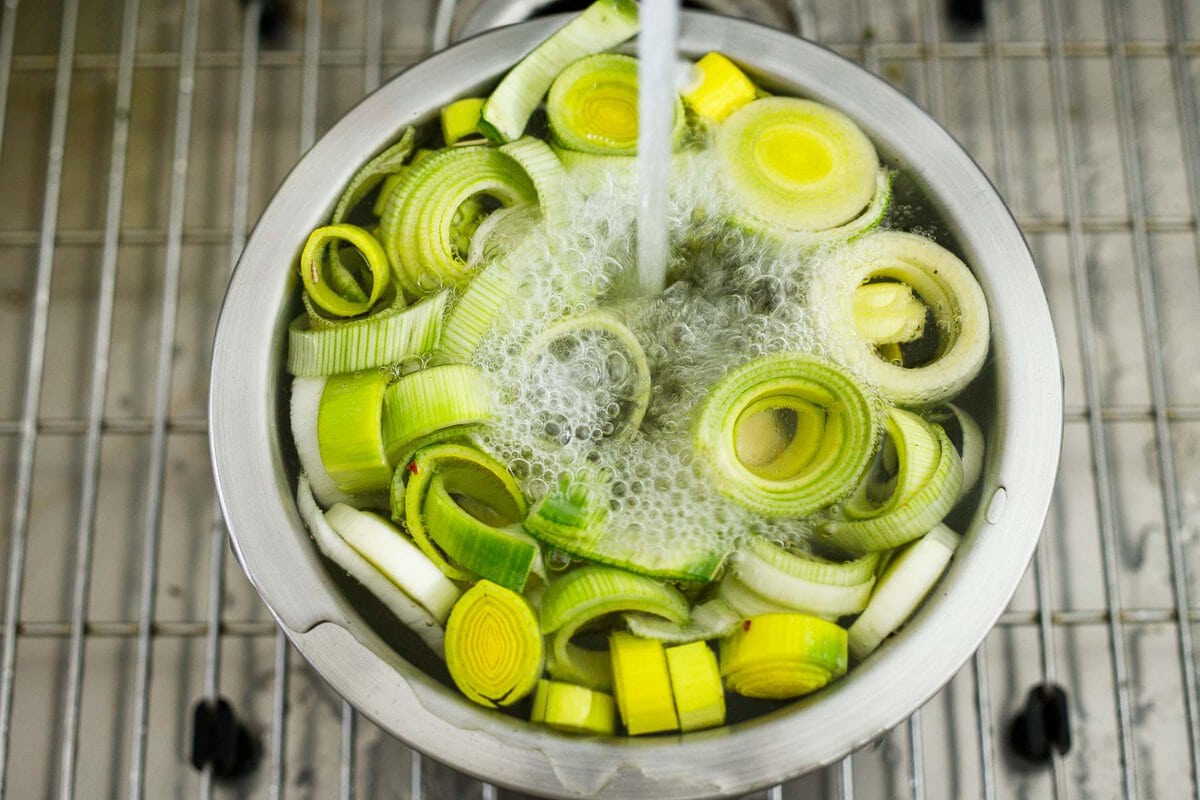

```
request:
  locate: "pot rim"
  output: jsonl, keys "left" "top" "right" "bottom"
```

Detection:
{"left": 210, "top": 13, "right": 1062, "bottom": 799}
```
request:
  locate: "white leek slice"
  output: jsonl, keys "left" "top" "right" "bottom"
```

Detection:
{"left": 297, "top": 477, "right": 445, "bottom": 657}
{"left": 847, "top": 523, "right": 960, "bottom": 661}
{"left": 624, "top": 598, "right": 741, "bottom": 644}
{"left": 728, "top": 539, "right": 878, "bottom": 620}
{"left": 291, "top": 377, "right": 353, "bottom": 507}
{"left": 927, "top": 403, "right": 985, "bottom": 503}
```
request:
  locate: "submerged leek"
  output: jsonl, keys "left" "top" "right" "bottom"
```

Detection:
{"left": 445, "top": 580, "right": 545, "bottom": 707}
{"left": 719, "top": 613, "right": 848, "bottom": 699}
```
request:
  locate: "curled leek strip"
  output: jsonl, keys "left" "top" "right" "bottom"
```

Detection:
{"left": 682, "top": 52, "right": 758, "bottom": 124}
{"left": 609, "top": 632, "right": 679, "bottom": 735}
{"left": 693, "top": 354, "right": 880, "bottom": 518}
{"left": 441, "top": 97, "right": 486, "bottom": 145}
{"left": 317, "top": 370, "right": 392, "bottom": 494}
{"left": 547, "top": 53, "right": 684, "bottom": 156}
{"left": 853, "top": 281, "right": 927, "bottom": 345}
{"left": 499, "top": 137, "right": 569, "bottom": 226}
{"left": 331, "top": 128, "right": 415, "bottom": 226}
{"left": 394, "top": 442, "right": 527, "bottom": 583}
{"left": 848, "top": 524, "right": 959, "bottom": 661}
{"left": 291, "top": 378, "right": 353, "bottom": 508}
{"left": 717, "top": 97, "right": 880, "bottom": 234}
{"left": 540, "top": 565, "right": 689, "bottom": 691}
{"left": 439, "top": 253, "right": 523, "bottom": 361}
{"left": 530, "top": 678, "right": 617, "bottom": 735}
{"left": 665, "top": 641, "right": 726, "bottom": 732}
{"left": 724, "top": 539, "right": 878, "bottom": 621}
{"left": 297, "top": 477, "right": 445, "bottom": 657}
{"left": 445, "top": 580, "right": 544, "bottom": 707}
{"left": 379, "top": 146, "right": 537, "bottom": 296}
{"left": 809, "top": 231, "right": 991, "bottom": 406}
{"left": 381, "top": 364, "right": 494, "bottom": 465}
{"left": 926, "top": 403, "right": 984, "bottom": 503}
{"left": 287, "top": 291, "right": 447, "bottom": 377}
{"left": 624, "top": 597, "right": 741, "bottom": 644}
{"left": 719, "top": 613, "right": 848, "bottom": 699}
{"left": 821, "top": 409, "right": 963, "bottom": 555}
{"left": 479, "top": 0, "right": 640, "bottom": 143}
{"left": 301, "top": 224, "right": 392, "bottom": 318}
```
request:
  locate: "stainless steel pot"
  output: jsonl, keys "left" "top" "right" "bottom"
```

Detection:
{"left": 210, "top": 14, "right": 1062, "bottom": 799}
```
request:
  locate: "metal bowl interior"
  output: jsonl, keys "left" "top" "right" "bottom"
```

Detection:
{"left": 209, "top": 13, "right": 1063, "bottom": 799}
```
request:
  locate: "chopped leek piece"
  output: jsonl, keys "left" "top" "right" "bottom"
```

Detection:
{"left": 292, "top": 377, "right": 354, "bottom": 507}
{"left": 317, "top": 370, "right": 392, "bottom": 494}
{"left": 300, "top": 224, "right": 391, "bottom": 318}
{"left": 927, "top": 403, "right": 984, "bottom": 503}
{"left": 853, "top": 281, "right": 927, "bottom": 345}
{"left": 498, "top": 136, "right": 569, "bottom": 225}
{"left": 479, "top": 0, "right": 640, "bottom": 143}
{"left": 624, "top": 598, "right": 741, "bottom": 644}
{"left": 381, "top": 364, "right": 494, "bottom": 465}
{"left": 439, "top": 253, "right": 523, "bottom": 361}
{"left": 726, "top": 539, "right": 878, "bottom": 620}
{"left": 848, "top": 524, "right": 959, "bottom": 661}
{"left": 665, "top": 641, "right": 725, "bottom": 731}
{"left": 693, "top": 354, "right": 880, "bottom": 517}
{"left": 609, "top": 632, "right": 679, "bottom": 735}
{"left": 445, "top": 580, "right": 544, "bottom": 707}
{"left": 682, "top": 52, "right": 757, "bottom": 123}
{"left": 530, "top": 678, "right": 617, "bottom": 735}
{"left": 441, "top": 97, "right": 486, "bottom": 145}
{"left": 719, "top": 613, "right": 848, "bottom": 699}
{"left": 331, "top": 128, "right": 415, "bottom": 225}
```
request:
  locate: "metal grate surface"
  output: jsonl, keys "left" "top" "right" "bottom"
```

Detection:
{"left": 1, "top": 0, "right": 1199, "bottom": 797}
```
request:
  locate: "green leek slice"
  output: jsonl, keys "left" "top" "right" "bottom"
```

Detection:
{"left": 809, "top": 231, "right": 990, "bottom": 406}
{"left": 821, "top": 409, "right": 963, "bottom": 555}
{"left": 716, "top": 574, "right": 794, "bottom": 617}
{"left": 540, "top": 565, "right": 689, "bottom": 690}
{"left": 479, "top": 0, "right": 640, "bottom": 143}
{"left": 609, "top": 632, "right": 679, "bottom": 735}
{"left": 693, "top": 354, "right": 880, "bottom": 517}
{"left": 445, "top": 580, "right": 544, "bottom": 707}
{"left": 292, "top": 377, "right": 353, "bottom": 507}
{"left": 324, "top": 503, "right": 461, "bottom": 624}
{"left": 317, "top": 370, "right": 392, "bottom": 494}
{"left": 682, "top": 52, "right": 758, "bottom": 123}
{"left": 719, "top": 613, "right": 848, "bottom": 699}
{"left": 331, "top": 128, "right": 415, "bottom": 226}
{"left": 624, "top": 597, "right": 741, "bottom": 644}
{"left": 717, "top": 97, "right": 880, "bottom": 234}
{"left": 379, "top": 145, "right": 537, "bottom": 297}
{"left": 848, "top": 524, "right": 959, "bottom": 661}
{"left": 300, "top": 224, "right": 392, "bottom": 317}
{"left": 381, "top": 364, "right": 494, "bottom": 465}
{"left": 724, "top": 539, "right": 878, "bottom": 620}
{"left": 441, "top": 97, "right": 486, "bottom": 145}
{"left": 853, "top": 281, "right": 927, "bottom": 345}
{"left": 530, "top": 678, "right": 616, "bottom": 735}
{"left": 547, "top": 53, "right": 684, "bottom": 156}
{"left": 665, "top": 640, "right": 725, "bottom": 732}
{"left": 439, "top": 252, "right": 523, "bottom": 361}
{"left": 297, "top": 477, "right": 445, "bottom": 657}
{"left": 498, "top": 136, "right": 569, "bottom": 225}
{"left": 287, "top": 290, "right": 447, "bottom": 377}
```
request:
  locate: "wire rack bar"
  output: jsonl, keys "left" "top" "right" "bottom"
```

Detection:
{"left": 1166, "top": 0, "right": 1200, "bottom": 275}
{"left": 55, "top": 0, "right": 142, "bottom": 797}
{"left": 340, "top": 703, "right": 357, "bottom": 800}
{"left": 0, "top": 0, "right": 77, "bottom": 795}
{"left": 0, "top": 0, "right": 18, "bottom": 165}
{"left": 907, "top": 711, "right": 925, "bottom": 800}
{"left": 365, "top": 0, "right": 384, "bottom": 93}
{"left": 1042, "top": 0, "right": 1139, "bottom": 796}
{"left": 973, "top": 646, "right": 996, "bottom": 800}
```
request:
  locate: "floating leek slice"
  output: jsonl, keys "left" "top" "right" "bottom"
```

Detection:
{"left": 287, "top": 291, "right": 447, "bottom": 377}
{"left": 317, "top": 370, "right": 392, "bottom": 494}
{"left": 547, "top": 53, "right": 683, "bottom": 156}
{"left": 540, "top": 565, "right": 689, "bottom": 690}
{"left": 394, "top": 442, "right": 526, "bottom": 583}
{"left": 693, "top": 354, "right": 880, "bottom": 517}
{"left": 809, "top": 231, "right": 990, "bottom": 406}
{"left": 292, "top": 377, "right": 353, "bottom": 507}
{"left": 665, "top": 640, "right": 725, "bottom": 731}
{"left": 682, "top": 52, "right": 757, "bottom": 123}
{"left": 609, "top": 632, "right": 679, "bottom": 735}
{"left": 624, "top": 598, "right": 741, "bottom": 644}
{"left": 848, "top": 524, "right": 959, "bottom": 661}
{"left": 926, "top": 403, "right": 984, "bottom": 503}
{"left": 381, "top": 364, "right": 494, "bottom": 465}
{"left": 854, "top": 281, "right": 927, "bottom": 345}
{"left": 717, "top": 97, "right": 880, "bottom": 234}
{"left": 726, "top": 539, "right": 878, "bottom": 620}
{"left": 300, "top": 224, "right": 391, "bottom": 318}
{"left": 479, "top": 0, "right": 640, "bottom": 143}
{"left": 445, "top": 580, "right": 544, "bottom": 707}
{"left": 719, "top": 613, "right": 848, "bottom": 699}
{"left": 439, "top": 254, "right": 523, "bottom": 361}
{"left": 821, "top": 409, "right": 963, "bottom": 555}
{"left": 324, "top": 503, "right": 461, "bottom": 624}
{"left": 379, "top": 145, "right": 537, "bottom": 296}
{"left": 441, "top": 97, "right": 486, "bottom": 145}
{"left": 530, "top": 678, "right": 617, "bottom": 735}
{"left": 297, "top": 477, "right": 445, "bottom": 657}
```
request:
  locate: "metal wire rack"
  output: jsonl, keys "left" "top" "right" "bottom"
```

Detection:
{"left": 0, "top": 0, "right": 1198, "bottom": 797}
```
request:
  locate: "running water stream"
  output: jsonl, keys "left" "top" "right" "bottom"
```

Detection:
{"left": 635, "top": 0, "right": 680, "bottom": 294}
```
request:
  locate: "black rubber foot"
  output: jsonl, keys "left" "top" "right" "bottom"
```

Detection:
{"left": 191, "top": 697, "right": 261, "bottom": 780}
{"left": 946, "top": 0, "right": 985, "bottom": 28}
{"left": 241, "top": 0, "right": 288, "bottom": 41}
{"left": 1009, "top": 683, "right": 1071, "bottom": 763}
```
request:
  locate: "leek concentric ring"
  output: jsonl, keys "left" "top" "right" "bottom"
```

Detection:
{"left": 445, "top": 580, "right": 544, "bottom": 707}
{"left": 300, "top": 224, "right": 391, "bottom": 317}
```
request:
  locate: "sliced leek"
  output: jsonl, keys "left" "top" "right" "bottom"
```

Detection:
{"left": 609, "top": 632, "right": 679, "bottom": 735}
{"left": 331, "top": 128, "right": 415, "bottom": 226}
{"left": 381, "top": 364, "right": 494, "bottom": 464}
{"left": 498, "top": 136, "right": 569, "bottom": 225}
{"left": 540, "top": 566, "right": 689, "bottom": 690}
{"left": 441, "top": 97, "right": 486, "bottom": 145}
{"left": 693, "top": 354, "right": 880, "bottom": 517}
{"left": 317, "top": 369, "right": 392, "bottom": 494}
{"left": 479, "top": 0, "right": 640, "bottom": 143}
{"left": 297, "top": 477, "right": 445, "bottom": 657}
{"left": 809, "top": 231, "right": 990, "bottom": 406}
{"left": 287, "top": 290, "right": 447, "bottom": 377}
{"left": 439, "top": 244, "right": 526, "bottom": 361}
{"left": 324, "top": 503, "right": 461, "bottom": 624}
{"left": 682, "top": 52, "right": 757, "bottom": 123}
{"left": 300, "top": 224, "right": 391, "bottom": 318}
{"left": 848, "top": 524, "right": 959, "bottom": 661}
{"left": 727, "top": 539, "right": 878, "bottom": 620}
{"left": 665, "top": 641, "right": 725, "bottom": 731}
{"left": 624, "top": 597, "right": 741, "bottom": 644}
{"left": 854, "top": 281, "right": 927, "bottom": 345}
{"left": 719, "top": 613, "right": 848, "bottom": 699}
{"left": 530, "top": 678, "right": 617, "bottom": 735}
{"left": 717, "top": 97, "right": 880, "bottom": 234}
{"left": 445, "top": 580, "right": 544, "bottom": 707}
{"left": 926, "top": 403, "right": 984, "bottom": 503}
{"left": 292, "top": 377, "right": 353, "bottom": 507}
